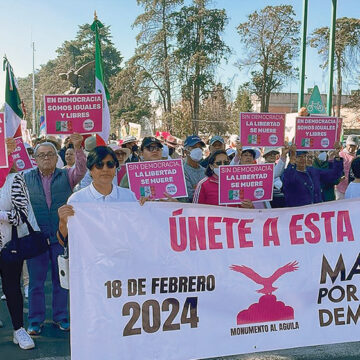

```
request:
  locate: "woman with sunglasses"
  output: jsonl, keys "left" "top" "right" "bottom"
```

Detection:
{"left": 193, "top": 150, "right": 254, "bottom": 208}
{"left": 57, "top": 146, "right": 137, "bottom": 245}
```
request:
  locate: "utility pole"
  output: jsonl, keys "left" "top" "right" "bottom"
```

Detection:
{"left": 298, "top": 0, "right": 308, "bottom": 110}
{"left": 32, "top": 42, "right": 36, "bottom": 135}
{"left": 327, "top": 0, "right": 337, "bottom": 115}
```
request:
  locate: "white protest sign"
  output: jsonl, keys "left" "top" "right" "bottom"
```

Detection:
{"left": 69, "top": 200, "right": 360, "bottom": 360}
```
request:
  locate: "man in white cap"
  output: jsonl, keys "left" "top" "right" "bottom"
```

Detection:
{"left": 335, "top": 134, "right": 359, "bottom": 199}
{"left": 75, "top": 136, "right": 98, "bottom": 190}
{"left": 121, "top": 135, "right": 139, "bottom": 162}
{"left": 108, "top": 144, "right": 131, "bottom": 185}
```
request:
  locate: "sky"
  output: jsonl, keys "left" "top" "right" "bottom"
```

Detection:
{"left": 1, "top": 0, "right": 360, "bottom": 107}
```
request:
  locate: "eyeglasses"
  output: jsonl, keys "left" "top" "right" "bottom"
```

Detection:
{"left": 145, "top": 145, "right": 162, "bottom": 152}
{"left": 94, "top": 161, "right": 116, "bottom": 169}
{"left": 36, "top": 152, "right": 56, "bottom": 159}
{"left": 214, "top": 160, "right": 230, "bottom": 166}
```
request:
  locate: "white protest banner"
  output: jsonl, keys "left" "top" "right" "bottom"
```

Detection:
{"left": 69, "top": 200, "right": 360, "bottom": 360}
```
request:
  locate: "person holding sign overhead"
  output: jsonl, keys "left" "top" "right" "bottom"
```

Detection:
{"left": 24, "top": 133, "right": 86, "bottom": 336}
{"left": 193, "top": 150, "right": 254, "bottom": 209}
{"left": 282, "top": 143, "right": 343, "bottom": 207}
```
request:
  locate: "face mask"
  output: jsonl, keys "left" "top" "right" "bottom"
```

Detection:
{"left": 213, "top": 167, "right": 220, "bottom": 177}
{"left": 162, "top": 145, "right": 169, "bottom": 158}
{"left": 318, "top": 152, "right": 327, "bottom": 162}
{"left": 132, "top": 145, "right": 138, "bottom": 152}
{"left": 169, "top": 147, "right": 175, "bottom": 156}
{"left": 189, "top": 148, "right": 203, "bottom": 162}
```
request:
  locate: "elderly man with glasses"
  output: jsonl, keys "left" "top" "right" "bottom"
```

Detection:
{"left": 24, "top": 133, "right": 86, "bottom": 336}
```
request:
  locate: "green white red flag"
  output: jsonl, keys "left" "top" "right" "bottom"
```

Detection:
{"left": 3, "top": 57, "right": 23, "bottom": 138}
{"left": 91, "top": 15, "right": 110, "bottom": 146}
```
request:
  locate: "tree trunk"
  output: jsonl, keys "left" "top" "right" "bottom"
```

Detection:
{"left": 336, "top": 55, "right": 342, "bottom": 118}
{"left": 162, "top": 0, "right": 172, "bottom": 131}
{"left": 193, "top": 73, "right": 200, "bottom": 134}
{"left": 192, "top": 0, "right": 204, "bottom": 134}
{"left": 260, "top": 64, "right": 267, "bottom": 112}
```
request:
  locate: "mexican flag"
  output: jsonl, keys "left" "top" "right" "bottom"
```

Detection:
{"left": 91, "top": 15, "right": 110, "bottom": 146}
{"left": 3, "top": 57, "right": 23, "bottom": 138}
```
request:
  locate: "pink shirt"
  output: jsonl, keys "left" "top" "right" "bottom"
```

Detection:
{"left": 40, "top": 149, "right": 86, "bottom": 209}
{"left": 336, "top": 149, "right": 355, "bottom": 194}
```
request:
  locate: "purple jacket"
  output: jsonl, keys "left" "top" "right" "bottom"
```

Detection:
{"left": 282, "top": 158, "right": 344, "bottom": 207}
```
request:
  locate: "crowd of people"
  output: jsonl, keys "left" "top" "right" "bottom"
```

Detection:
{"left": 0, "top": 128, "right": 359, "bottom": 351}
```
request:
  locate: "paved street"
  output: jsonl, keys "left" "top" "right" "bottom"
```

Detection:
{"left": 1, "top": 267, "right": 360, "bottom": 360}
{"left": 0, "top": 265, "right": 70, "bottom": 360}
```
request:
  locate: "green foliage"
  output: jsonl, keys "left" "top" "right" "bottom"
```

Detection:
{"left": 133, "top": 0, "right": 183, "bottom": 130}
{"left": 17, "top": 22, "right": 123, "bottom": 130}
{"left": 109, "top": 57, "right": 152, "bottom": 128}
{"left": 309, "top": 17, "right": 360, "bottom": 117}
{"left": 199, "top": 83, "right": 233, "bottom": 135}
{"left": 237, "top": 5, "right": 300, "bottom": 112}
{"left": 233, "top": 83, "right": 253, "bottom": 114}
{"left": 172, "top": 0, "right": 230, "bottom": 133}
{"left": 309, "top": 18, "right": 360, "bottom": 71}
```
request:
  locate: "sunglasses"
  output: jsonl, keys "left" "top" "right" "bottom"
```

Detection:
{"left": 146, "top": 145, "right": 162, "bottom": 152}
{"left": 36, "top": 152, "right": 56, "bottom": 159}
{"left": 94, "top": 161, "right": 116, "bottom": 169}
{"left": 214, "top": 160, "right": 230, "bottom": 166}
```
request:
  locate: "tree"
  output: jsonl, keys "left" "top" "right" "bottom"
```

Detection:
{"left": 133, "top": 0, "right": 183, "bottom": 131}
{"left": 172, "top": 0, "right": 230, "bottom": 133}
{"left": 229, "top": 83, "right": 253, "bottom": 133}
{"left": 236, "top": 5, "right": 300, "bottom": 112}
{"left": 200, "top": 83, "right": 232, "bottom": 135}
{"left": 56, "top": 23, "right": 122, "bottom": 89}
{"left": 234, "top": 83, "right": 253, "bottom": 113}
{"left": 309, "top": 17, "right": 360, "bottom": 117}
{"left": 17, "top": 22, "right": 122, "bottom": 131}
{"left": 109, "top": 57, "right": 152, "bottom": 129}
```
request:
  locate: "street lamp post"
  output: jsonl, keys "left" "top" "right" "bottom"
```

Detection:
{"left": 327, "top": 0, "right": 337, "bottom": 115}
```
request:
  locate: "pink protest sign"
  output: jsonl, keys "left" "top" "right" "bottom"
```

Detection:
{"left": 218, "top": 164, "right": 274, "bottom": 204}
{"left": 126, "top": 159, "right": 188, "bottom": 200}
{"left": 44, "top": 94, "right": 103, "bottom": 135}
{"left": 295, "top": 116, "right": 340, "bottom": 150}
{"left": 0, "top": 113, "right": 8, "bottom": 168}
{"left": 240, "top": 112, "right": 285, "bottom": 147}
{"left": 12, "top": 137, "right": 34, "bottom": 172}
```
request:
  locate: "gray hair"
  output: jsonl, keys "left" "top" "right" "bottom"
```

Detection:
{"left": 34, "top": 142, "right": 58, "bottom": 156}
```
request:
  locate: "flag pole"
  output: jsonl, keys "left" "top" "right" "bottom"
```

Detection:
{"left": 327, "top": 0, "right": 337, "bottom": 116}
{"left": 32, "top": 42, "right": 36, "bottom": 135}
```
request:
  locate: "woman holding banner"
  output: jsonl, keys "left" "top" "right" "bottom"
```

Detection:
{"left": 193, "top": 150, "right": 254, "bottom": 208}
{"left": 57, "top": 146, "right": 137, "bottom": 245}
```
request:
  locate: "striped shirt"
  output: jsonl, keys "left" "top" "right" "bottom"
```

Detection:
{"left": 0, "top": 173, "right": 29, "bottom": 248}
